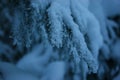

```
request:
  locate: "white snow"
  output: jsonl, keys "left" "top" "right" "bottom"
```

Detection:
{"left": 41, "top": 61, "right": 66, "bottom": 80}
{"left": 17, "top": 44, "right": 52, "bottom": 76}
{"left": 102, "top": 0, "right": 120, "bottom": 16}
{"left": 0, "top": 62, "right": 39, "bottom": 80}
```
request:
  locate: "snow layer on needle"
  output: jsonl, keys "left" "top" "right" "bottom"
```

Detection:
{"left": 47, "top": 0, "right": 101, "bottom": 73}
{"left": 0, "top": 62, "right": 39, "bottom": 80}
{"left": 17, "top": 43, "right": 52, "bottom": 76}
{"left": 102, "top": 0, "right": 120, "bottom": 16}
{"left": 41, "top": 61, "right": 66, "bottom": 80}
{"left": 89, "top": 0, "right": 109, "bottom": 43}
{"left": 79, "top": 0, "right": 89, "bottom": 8}
{"left": 16, "top": 43, "right": 67, "bottom": 80}
{"left": 12, "top": 0, "right": 103, "bottom": 73}
{"left": 71, "top": 0, "right": 103, "bottom": 58}
{"left": 47, "top": 2, "right": 63, "bottom": 48}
